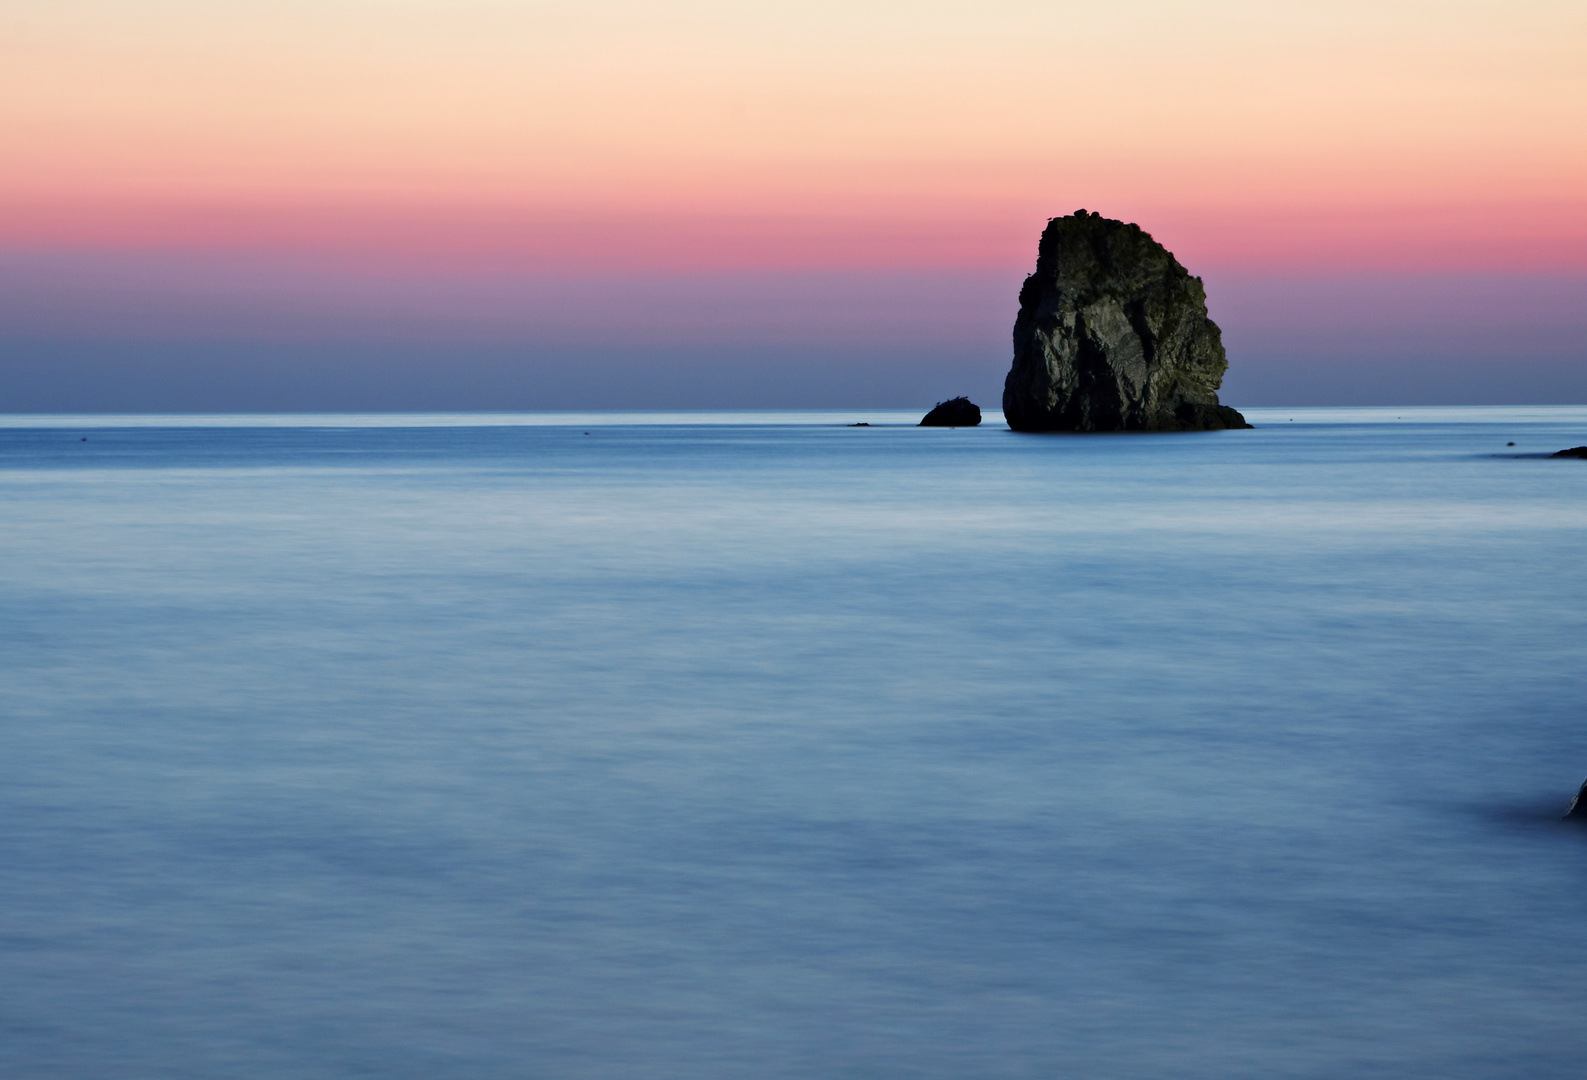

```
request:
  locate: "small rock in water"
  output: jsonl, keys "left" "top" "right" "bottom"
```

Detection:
{"left": 1565, "top": 780, "right": 1587, "bottom": 820}
{"left": 1552, "top": 446, "right": 1587, "bottom": 459}
{"left": 848, "top": 422, "right": 870, "bottom": 427}
{"left": 919, "top": 397, "right": 981, "bottom": 427}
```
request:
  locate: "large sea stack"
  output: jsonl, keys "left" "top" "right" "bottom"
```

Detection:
{"left": 1002, "top": 211, "right": 1249, "bottom": 432}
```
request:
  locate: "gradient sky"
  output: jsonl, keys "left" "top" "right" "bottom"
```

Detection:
{"left": 2, "top": 0, "right": 1584, "bottom": 409}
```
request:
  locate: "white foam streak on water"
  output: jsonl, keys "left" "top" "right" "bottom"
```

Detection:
{"left": 2, "top": 407, "right": 1586, "bottom": 1079}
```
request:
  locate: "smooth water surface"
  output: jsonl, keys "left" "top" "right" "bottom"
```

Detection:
{"left": 3, "top": 407, "right": 1586, "bottom": 1078}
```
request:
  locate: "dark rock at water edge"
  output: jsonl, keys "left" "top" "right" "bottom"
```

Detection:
{"left": 1553, "top": 446, "right": 1587, "bottom": 459}
{"left": 1003, "top": 210, "right": 1250, "bottom": 432}
{"left": 1565, "top": 780, "right": 1587, "bottom": 820}
{"left": 919, "top": 397, "right": 982, "bottom": 427}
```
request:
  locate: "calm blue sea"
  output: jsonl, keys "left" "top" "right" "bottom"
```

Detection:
{"left": 3, "top": 407, "right": 1586, "bottom": 1079}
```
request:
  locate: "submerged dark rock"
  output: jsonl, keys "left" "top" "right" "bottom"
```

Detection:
{"left": 919, "top": 397, "right": 982, "bottom": 427}
{"left": 1552, "top": 446, "right": 1587, "bottom": 459}
{"left": 1565, "top": 780, "right": 1587, "bottom": 820}
{"left": 1002, "top": 210, "right": 1249, "bottom": 432}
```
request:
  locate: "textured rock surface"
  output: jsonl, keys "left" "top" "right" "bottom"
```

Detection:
{"left": 919, "top": 397, "right": 982, "bottom": 427}
{"left": 1003, "top": 211, "right": 1249, "bottom": 432}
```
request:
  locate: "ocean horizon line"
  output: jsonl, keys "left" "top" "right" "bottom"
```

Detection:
{"left": 2, "top": 404, "right": 1586, "bottom": 429}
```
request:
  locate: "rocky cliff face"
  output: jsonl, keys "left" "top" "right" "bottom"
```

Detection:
{"left": 1002, "top": 211, "right": 1249, "bottom": 432}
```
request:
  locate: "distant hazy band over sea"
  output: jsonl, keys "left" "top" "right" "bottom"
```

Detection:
{"left": 3, "top": 407, "right": 1586, "bottom": 1079}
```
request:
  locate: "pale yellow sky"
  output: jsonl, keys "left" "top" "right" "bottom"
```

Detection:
{"left": 1, "top": 0, "right": 1582, "bottom": 266}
